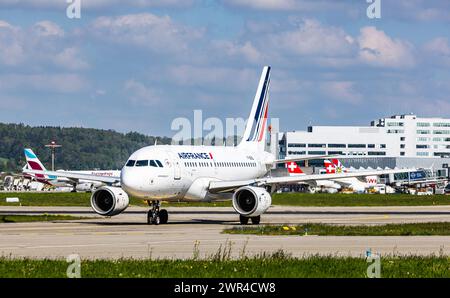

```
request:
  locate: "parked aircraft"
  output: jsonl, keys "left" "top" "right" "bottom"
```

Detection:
{"left": 24, "top": 148, "right": 120, "bottom": 192}
{"left": 286, "top": 159, "right": 384, "bottom": 193}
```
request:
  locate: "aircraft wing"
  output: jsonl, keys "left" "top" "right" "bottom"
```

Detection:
{"left": 273, "top": 155, "right": 337, "bottom": 164}
{"left": 23, "top": 169, "right": 120, "bottom": 184}
{"left": 208, "top": 169, "right": 408, "bottom": 193}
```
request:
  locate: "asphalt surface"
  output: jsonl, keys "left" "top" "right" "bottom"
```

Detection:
{"left": 0, "top": 205, "right": 449, "bottom": 259}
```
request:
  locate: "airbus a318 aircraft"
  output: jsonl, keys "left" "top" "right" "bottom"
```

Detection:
{"left": 24, "top": 66, "right": 407, "bottom": 225}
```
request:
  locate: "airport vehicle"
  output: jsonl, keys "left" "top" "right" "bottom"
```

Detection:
{"left": 23, "top": 148, "right": 120, "bottom": 192}
{"left": 24, "top": 66, "right": 407, "bottom": 225}
{"left": 444, "top": 183, "right": 450, "bottom": 195}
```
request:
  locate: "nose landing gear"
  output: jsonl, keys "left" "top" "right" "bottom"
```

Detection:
{"left": 147, "top": 200, "right": 169, "bottom": 225}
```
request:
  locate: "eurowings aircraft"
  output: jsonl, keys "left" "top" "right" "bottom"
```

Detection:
{"left": 23, "top": 148, "right": 120, "bottom": 191}
{"left": 24, "top": 66, "right": 408, "bottom": 225}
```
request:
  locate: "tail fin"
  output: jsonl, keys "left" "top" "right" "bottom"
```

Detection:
{"left": 324, "top": 159, "right": 347, "bottom": 174}
{"left": 239, "top": 66, "right": 271, "bottom": 150}
{"left": 24, "top": 148, "right": 47, "bottom": 171}
{"left": 286, "top": 161, "right": 304, "bottom": 175}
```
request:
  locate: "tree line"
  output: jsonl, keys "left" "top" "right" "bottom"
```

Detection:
{"left": 0, "top": 123, "right": 171, "bottom": 172}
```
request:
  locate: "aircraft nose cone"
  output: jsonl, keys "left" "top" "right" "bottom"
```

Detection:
{"left": 121, "top": 168, "right": 140, "bottom": 195}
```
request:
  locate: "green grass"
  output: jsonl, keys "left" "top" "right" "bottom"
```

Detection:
{"left": 271, "top": 193, "right": 450, "bottom": 206}
{"left": 0, "top": 214, "right": 89, "bottom": 223}
{"left": 0, "top": 254, "right": 448, "bottom": 278}
{"left": 0, "top": 192, "right": 231, "bottom": 207}
{"left": 0, "top": 192, "right": 449, "bottom": 207}
{"left": 224, "top": 222, "right": 450, "bottom": 236}
{"left": 0, "top": 192, "right": 93, "bottom": 206}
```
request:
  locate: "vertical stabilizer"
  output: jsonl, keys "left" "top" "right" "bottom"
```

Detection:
{"left": 239, "top": 66, "right": 271, "bottom": 151}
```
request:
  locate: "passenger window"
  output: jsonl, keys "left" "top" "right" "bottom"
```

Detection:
{"left": 156, "top": 160, "right": 163, "bottom": 167}
{"left": 136, "top": 160, "right": 148, "bottom": 167}
{"left": 126, "top": 160, "right": 136, "bottom": 167}
{"left": 149, "top": 160, "right": 157, "bottom": 167}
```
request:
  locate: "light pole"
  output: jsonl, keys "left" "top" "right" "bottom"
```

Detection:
{"left": 45, "top": 141, "right": 62, "bottom": 171}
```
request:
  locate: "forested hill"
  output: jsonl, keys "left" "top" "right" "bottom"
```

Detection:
{"left": 0, "top": 123, "right": 171, "bottom": 172}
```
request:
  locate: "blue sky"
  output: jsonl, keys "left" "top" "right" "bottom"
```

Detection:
{"left": 0, "top": 0, "right": 449, "bottom": 138}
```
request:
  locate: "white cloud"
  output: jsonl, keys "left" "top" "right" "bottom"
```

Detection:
{"left": 32, "top": 20, "right": 64, "bottom": 37}
{"left": 0, "top": 19, "right": 89, "bottom": 71}
{"left": 90, "top": 13, "right": 203, "bottom": 54}
{"left": 213, "top": 40, "right": 262, "bottom": 63}
{"left": 320, "top": 81, "right": 363, "bottom": 105}
{"left": 267, "top": 19, "right": 356, "bottom": 57}
{"left": 358, "top": 26, "right": 416, "bottom": 69}
{"left": 0, "top": 0, "right": 194, "bottom": 9}
{"left": 223, "top": 0, "right": 298, "bottom": 10}
{"left": 124, "top": 79, "right": 160, "bottom": 106}
{"left": 222, "top": 0, "right": 352, "bottom": 12}
{"left": 0, "top": 74, "right": 88, "bottom": 93}
{"left": 0, "top": 21, "right": 25, "bottom": 65}
{"left": 222, "top": 20, "right": 419, "bottom": 70}
{"left": 167, "top": 65, "right": 257, "bottom": 91}
{"left": 424, "top": 37, "right": 450, "bottom": 55}
{"left": 54, "top": 48, "right": 89, "bottom": 70}
{"left": 423, "top": 37, "right": 450, "bottom": 67}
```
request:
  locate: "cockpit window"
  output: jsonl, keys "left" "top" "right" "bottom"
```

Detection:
{"left": 149, "top": 160, "right": 158, "bottom": 167}
{"left": 135, "top": 160, "right": 149, "bottom": 167}
{"left": 156, "top": 160, "right": 163, "bottom": 167}
{"left": 126, "top": 160, "right": 136, "bottom": 167}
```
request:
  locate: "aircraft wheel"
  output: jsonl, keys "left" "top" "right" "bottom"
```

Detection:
{"left": 147, "top": 210, "right": 154, "bottom": 225}
{"left": 153, "top": 214, "right": 161, "bottom": 225}
{"left": 251, "top": 216, "right": 261, "bottom": 225}
{"left": 159, "top": 209, "right": 168, "bottom": 224}
{"left": 239, "top": 215, "right": 249, "bottom": 225}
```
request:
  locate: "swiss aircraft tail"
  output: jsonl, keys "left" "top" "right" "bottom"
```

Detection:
{"left": 286, "top": 161, "right": 304, "bottom": 176}
{"left": 324, "top": 159, "right": 347, "bottom": 174}
{"left": 239, "top": 66, "right": 271, "bottom": 151}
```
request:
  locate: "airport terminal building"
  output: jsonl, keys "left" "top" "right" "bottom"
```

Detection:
{"left": 273, "top": 114, "right": 450, "bottom": 177}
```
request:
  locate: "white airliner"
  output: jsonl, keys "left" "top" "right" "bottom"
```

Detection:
{"left": 24, "top": 66, "right": 408, "bottom": 225}
{"left": 23, "top": 148, "right": 120, "bottom": 191}
{"left": 322, "top": 159, "right": 380, "bottom": 193}
{"left": 286, "top": 159, "right": 382, "bottom": 193}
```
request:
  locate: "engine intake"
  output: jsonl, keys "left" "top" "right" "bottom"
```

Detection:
{"left": 232, "top": 186, "right": 272, "bottom": 217}
{"left": 90, "top": 186, "right": 129, "bottom": 216}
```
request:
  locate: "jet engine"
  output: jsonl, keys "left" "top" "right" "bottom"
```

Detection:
{"left": 232, "top": 186, "right": 272, "bottom": 217}
{"left": 90, "top": 186, "right": 129, "bottom": 216}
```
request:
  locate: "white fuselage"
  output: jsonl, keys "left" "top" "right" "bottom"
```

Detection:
{"left": 120, "top": 145, "right": 272, "bottom": 202}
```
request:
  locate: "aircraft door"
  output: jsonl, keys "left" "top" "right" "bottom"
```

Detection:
{"left": 170, "top": 152, "right": 181, "bottom": 180}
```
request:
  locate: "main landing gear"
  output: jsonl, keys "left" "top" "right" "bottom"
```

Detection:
{"left": 239, "top": 215, "right": 260, "bottom": 225}
{"left": 147, "top": 200, "right": 168, "bottom": 225}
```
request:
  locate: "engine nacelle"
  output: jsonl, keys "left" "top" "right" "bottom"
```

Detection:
{"left": 90, "top": 186, "right": 129, "bottom": 216}
{"left": 232, "top": 186, "right": 272, "bottom": 217}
